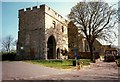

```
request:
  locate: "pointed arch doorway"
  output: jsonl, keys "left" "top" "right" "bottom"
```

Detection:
{"left": 47, "top": 35, "right": 56, "bottom": 59}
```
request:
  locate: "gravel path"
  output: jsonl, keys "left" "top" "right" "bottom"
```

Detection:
{"left": 2, "top": 60, "right": 119, "bottom": 80}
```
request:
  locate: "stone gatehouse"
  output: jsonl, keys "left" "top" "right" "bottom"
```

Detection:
{"left": 17, "top": 4, "right": 69, "bottom": 59}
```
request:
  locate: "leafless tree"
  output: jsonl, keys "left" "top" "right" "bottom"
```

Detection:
{"left": 2, "top": 35, "right": 14, "bottom": 53}
{"left": 68, "top": 2, "right": 118, "bottom": 63}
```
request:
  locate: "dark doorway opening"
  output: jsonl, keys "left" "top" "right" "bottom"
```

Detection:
{"left": 57, "top": 48, "right": 60, "bottom": 59}
{"left": 47, "top": 35, "right": 56, "bottom": 59}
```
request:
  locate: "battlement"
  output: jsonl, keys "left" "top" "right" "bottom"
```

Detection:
{"left": 19, "top": 4, "right": 45, "bottom": 12}
{"left": 19, "top": 4, "right": 69, "bottom": 24}
{"left": 44, "top": 5, "right": 69, "bottom": 24}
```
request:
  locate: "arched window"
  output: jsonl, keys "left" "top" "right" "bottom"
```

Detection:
{"left": 86, "top": 45, "right": 89, "bottom": 51}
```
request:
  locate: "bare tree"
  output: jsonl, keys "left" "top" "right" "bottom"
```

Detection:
{"left": 68, "top": 2, "right": 117, "bottom": 63}
{"left": 2, "top": 35, "right": 14, "bottom": 53}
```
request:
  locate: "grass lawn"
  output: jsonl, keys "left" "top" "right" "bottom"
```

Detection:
{"left": 26, "top": 59, "right": 91, "bottom": 69}
{"left": 115, "top": 59, "right": 120, "bottom": 67}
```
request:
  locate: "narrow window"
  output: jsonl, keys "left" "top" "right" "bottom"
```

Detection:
{"left": 94, "top": 47, "right": 95, "bottom": 51}
{"left": 86, "top": 45, "right": 89, "bottom": 51}
{"left": 53, "top": 21, "right": 56, "bottom": 28}
{"left": 55, "top": 12, "right": 57, "bottom": 15}
{"left": 48, "top": 7, "right": 50, "bottom": 10}
{"left": 62, "top": 26, "right": 64, "bottom": 32}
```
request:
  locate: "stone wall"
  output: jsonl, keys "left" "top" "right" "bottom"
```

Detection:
{"left": 68, "top": 21, "right": 79, "bottom": 51}
{"left": 17, "top": 4, "right": 104, "bottom": 60}
{"left": 44, "top": 5, "right": 68, "bottom": 59}
{"left": 17, "top": 5, "right": 46, "bottom": 59}
{"left": 118, "top": 1, "right": 120, "bottom": 57}
{"left": 17, "top": 4, "right": 69, "bottom": 59}
{"left": 84, "top": 39, "right": 102, "bottom": 54}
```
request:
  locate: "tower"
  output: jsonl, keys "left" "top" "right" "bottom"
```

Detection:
{"left": 17, "top": 4, "right": 68, "bottom": 60}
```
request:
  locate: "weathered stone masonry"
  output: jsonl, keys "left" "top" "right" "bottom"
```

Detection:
{"left": 17, "top": 4, "right": 69, "bottom": 59}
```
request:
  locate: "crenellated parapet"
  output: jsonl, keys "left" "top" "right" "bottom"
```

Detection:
{"left": 19, "top": 4, "right": 69, "bottom": 25}
{"left": 19, "top": 4, "right": 45, "bottom": 12}
{"left": 44, "top": 5, "right": 69, "bottom": 25}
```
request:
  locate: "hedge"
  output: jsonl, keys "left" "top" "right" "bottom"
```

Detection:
{"left": 2, "top": 52, "right": 16, "bottom": 61}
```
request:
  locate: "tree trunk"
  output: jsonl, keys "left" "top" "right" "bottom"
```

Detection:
{"left": 89, "top": 44, "right": 96, "bottom": 63}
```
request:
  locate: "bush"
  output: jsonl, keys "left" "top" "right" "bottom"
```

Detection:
{"left": 15, "top": 54, "right": 23, "bottom": 61}
{"left": 115, "top": 56, "right": 120, "bottom": 59}
{"left": 2, "top": 52, "right": 16, "bottom": 61}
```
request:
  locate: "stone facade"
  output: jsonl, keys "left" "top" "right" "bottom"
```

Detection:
{"left": 17, "top": 4, "right": 68, "bottom": 59}
{"left": 84, "top": 39, "right": 102, "bottom": 52}
{"left": 117, "top": 1, "right": 120, "bottom": 55}
{"left": 17, "top": 4, "right": 107, "bottom": 60}
{"left": 68, "top": 21, "right": 79, "bottom": 51}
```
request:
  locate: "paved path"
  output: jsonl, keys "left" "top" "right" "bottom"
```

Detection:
{"left": 37, "top": 60, "right": 119, "bottom": 80}
{"left": 2, "top": 60, "right": 119, "bottom": 80}
{"left": 2, "top": 61, "right": 70, "bottom": 80}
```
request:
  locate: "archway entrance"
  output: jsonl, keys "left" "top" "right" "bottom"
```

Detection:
{"left": 47, "top": 35, "right": 56, "bottom": 59}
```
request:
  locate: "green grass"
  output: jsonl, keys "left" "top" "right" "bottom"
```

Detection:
{"left": 116, "top": 59, "right": 120, "bottom": 64}
{"left": 117, "top": 59, "right": 120, "bottom": 62}
{"left": 25, "top": 59, "right": 91, "bottom": 69}
{"left": 115, "top": 59, "right": 120, "bottom": 67}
